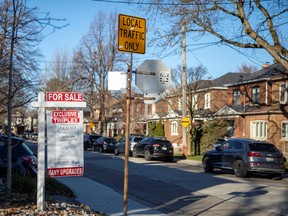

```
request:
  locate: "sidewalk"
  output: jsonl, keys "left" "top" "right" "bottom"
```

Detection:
{"left": 57, "top": 177, "right": 166, "bottom": 216}
{"left": 56, "top": 159, "right": 201, "bottom": 216}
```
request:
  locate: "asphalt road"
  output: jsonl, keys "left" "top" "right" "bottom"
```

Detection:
{"left": 27, "top": 142, "right": 288, "bottom": 215}
{"left": 83, "top": 150, "right": 288, "bottom": 216}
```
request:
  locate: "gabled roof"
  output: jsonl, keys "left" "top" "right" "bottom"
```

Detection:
{"left": 148, "top": 112, "right": 167, "bottom": 120}
{"left": 226, "top": 63, "right": 288, "bottom": 86}
{"left": 215, "top": 105, "right": 242, "bottom": 116}
{"left": 187, "top": 72, "right": 247, "bottom": 91}
{"left": 165, "top": 110, "right": 182, "bottom": 119}
{"left": 247, "top": 62, "right": 287, "bottom": 81}
{"left": 213, "top": 72, "right": 247, "bottom": 87}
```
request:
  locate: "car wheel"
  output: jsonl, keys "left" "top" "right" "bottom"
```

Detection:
{"left": 203, "top": 157, "right": 213, "bottom": 172}
{"left": 114, "top": 147, "right": 119, "bottom": 156}
{"left": 144, "top": 150, "right": 152, "bottom": 161}
{"left": 132, "top": 150, "right": 138, "bottom": 158}
{"left": 233, "top": 160, "right": 247, "bottom": 178}
{"left": 166, "top": 156, "right": 174, "bottom": 163}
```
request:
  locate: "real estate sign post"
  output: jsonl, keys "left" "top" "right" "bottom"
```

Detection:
{"left": 31, "top": 92, "right": 86, "bottom": 211}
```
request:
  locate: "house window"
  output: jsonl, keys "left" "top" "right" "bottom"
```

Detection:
{"left": 252, "top": 86, "right": 260, "bottom": 104}
{"left": 152, "top": 104, "right": 156, "bottom": 114}
{"left": 279, "top": 83, "right": 287, "bottom": 103}
{"left": 204, "top": 93, "right": 211, "bottom": 109}
{"left": 178, "top": 98, "right": 182, "bottom": 111}
{"left": 171, "top": 121, "right": 178, "bottom": 135}
{"left": 233, "top": 89, "right": 241, "bottom": 105}
{"left": 168, "top": 99, "right": 172, "bottom": 112}
{"left": 281, "top": 122, "right": 288, "bottom": 138}
{"left": 251, "top": 121, "right": 267, "bottom": 139}
{"left": 192, "top": 95, "right": 198, "bottom": 110}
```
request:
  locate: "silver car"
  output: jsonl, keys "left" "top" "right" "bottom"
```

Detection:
{"left": 202, "top": 138, "right": 286, "bottom": 179}
{"left": 114, "top": 135, "right": 145, "bottom": 156}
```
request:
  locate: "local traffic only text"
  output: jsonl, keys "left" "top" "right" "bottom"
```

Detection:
{"left": 118, "top": 14, "right": 146, "bottom": 54}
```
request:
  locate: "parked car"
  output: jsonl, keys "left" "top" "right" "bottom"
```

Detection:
{"left": 0, "top": 135, "right": 37, "bottom": 178}
{"left": 114, "top": 135, "right": 145, "bottom": 156}
{"left": 132, "top": 137, "right": 174, "bottom": 162}
{"left": 92, "top": 137, "right": 117, "bottom": 152}
{"left": 83, "top": 134, "right": 102, "bottom": 150}
{"left": 202, "top": 138, "right": 286, "bottom": 179}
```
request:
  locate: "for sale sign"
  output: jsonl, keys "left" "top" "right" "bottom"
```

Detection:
{"left": 46, "top": 92, "right": 84, "bottom": 102}
{"left": 46, "top": 110, "right": 84, "bottom": 177}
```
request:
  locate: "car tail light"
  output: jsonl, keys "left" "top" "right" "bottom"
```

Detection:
{"left": 22, "top": 156, "right": 37, "bottom": 165}
{"left": 247, "top": 152, "right": 262, "bottom": 157}
{"left": 152, "top": 144, "right": 160, "bottom": 148}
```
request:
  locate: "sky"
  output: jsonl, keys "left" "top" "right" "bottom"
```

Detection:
{"left": 27, "top": 0, "right": 273, "bottom": 80}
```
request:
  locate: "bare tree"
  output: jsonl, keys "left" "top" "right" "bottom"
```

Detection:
{"left": 237, "top": 63, "right": 258, "bottom": 73}
{"left": 0, "top": 0, "right": 66, "bottom": 197}
{"left": 74, "top": 11, "right": 126, "bottom": 134}
{"left": 138, "top": 1, "right": 288, "bottom": 69}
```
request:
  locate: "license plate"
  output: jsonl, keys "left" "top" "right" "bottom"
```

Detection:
{"left": 266, "top": 157, "right": 274, "bottom": 162}
{"left": 162, "top": 147, "right": 167, "bottom": 150}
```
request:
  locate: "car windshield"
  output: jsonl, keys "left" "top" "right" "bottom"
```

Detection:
{"left": 134, "top": 137, "right": 144, "bottom": 142}
{"left": 91, "top": 136, "right": 101, "bottom": 141}
{"left": 106, "top": 139, "right": 117, "bottom": 144}
{"left": 249, "top": 143, "right": 279, "bottom": 152}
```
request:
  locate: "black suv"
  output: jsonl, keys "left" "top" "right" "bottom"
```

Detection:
{"left": 132, "top": 137, "right": 174, "bottom": 162}
{"left": 202, "top": 138, "right": 286, "bottom": 178}
{"left": 0, "top": 135, "right": 37, "bottom": 178}
{"left": 92, "top": 137, "right": 117, "bottom": 152}
{"left": 83, "top": 134, "right": 102, "bottom": 150}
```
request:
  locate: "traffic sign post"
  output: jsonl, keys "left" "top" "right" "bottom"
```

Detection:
{"left": 118, "top": 14, "right": 146, "bottom": 54}
{"left": 31, "top": 92, "right": 86, "bottom": 211}
{"left": 117, "top": 14, "right": 146, "bottom": 216}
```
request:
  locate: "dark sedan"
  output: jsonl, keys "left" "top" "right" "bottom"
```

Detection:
{"left": 92, "top": 137, "right": 117, "bottom": 153}
{"left": 0, "top": 135, "right": 37, "bottom": 178}
{"left": 132, "top": 137, "right": 174, "bottom": 162}
{"left": 83, "top": 134, "right": 102, "bottom": 150}
{"left": 202, "top": 138, "right": 285, "bottom": 179}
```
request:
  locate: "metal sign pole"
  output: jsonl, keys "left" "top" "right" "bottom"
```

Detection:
{"left": 123, "top": 53, "right": 133, "bottom": 216}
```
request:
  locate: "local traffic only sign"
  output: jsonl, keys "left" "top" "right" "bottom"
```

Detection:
{"left": 118, "top": 14, "right": 146, "bottom": 54}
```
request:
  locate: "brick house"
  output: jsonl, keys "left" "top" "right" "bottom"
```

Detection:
{"left": 215, "top": 63, "right": 288, "bottom": 154}
{"left": 145, "top": 62, "right": 288, "bottom": 156}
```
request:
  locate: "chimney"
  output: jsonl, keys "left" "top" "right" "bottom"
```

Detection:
{"left": 262, "top": 62, "right": 270, "bottom": 68}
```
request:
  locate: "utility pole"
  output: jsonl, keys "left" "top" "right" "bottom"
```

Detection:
{"left": 182, "top": 18, "right": 188, "bottom": 156}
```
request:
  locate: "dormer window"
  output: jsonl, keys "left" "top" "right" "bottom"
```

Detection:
{"left": 252, "top": 86, "right": 260, "bottom": 104}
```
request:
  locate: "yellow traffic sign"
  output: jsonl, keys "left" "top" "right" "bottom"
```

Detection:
{"left": 181, "top": 117, "right": 190, "bottom": 128}
{"left": 89, "top": 122, "right": 95, "bottom": 128}
{"left": 118, "top": 14, "right": 146, "bottom": 54}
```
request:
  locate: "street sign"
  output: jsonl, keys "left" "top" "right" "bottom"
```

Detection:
{"left": 181, "top": 116, "right": 190, "bottom": 128}
{"left": 135, "top": 60, "right": 171, "bottom": 94}
{"left": 118, "top": 14, "right": 146, "bottom": 54}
